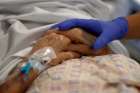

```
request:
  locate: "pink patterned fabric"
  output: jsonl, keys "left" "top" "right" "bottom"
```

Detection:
{"left": 27, "top": 54, "right": 140, "bottom": 93}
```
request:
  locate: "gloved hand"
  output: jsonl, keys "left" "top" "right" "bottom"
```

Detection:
{"left": 51, "top": 17, "right": 128, "bottom": 50}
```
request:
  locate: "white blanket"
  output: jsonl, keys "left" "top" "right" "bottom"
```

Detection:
{"left": 0, "top": 0, "right": 131, "bottom": 84}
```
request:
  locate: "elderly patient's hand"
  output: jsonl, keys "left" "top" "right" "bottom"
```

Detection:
{"left": 26, "top": 28, "right": 111, "bottom": 67}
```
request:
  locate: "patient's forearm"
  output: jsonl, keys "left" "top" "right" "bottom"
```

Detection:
{"left": 0, "top": 68, "right": 38, "bottom": 93}
{"left": 126, "top": 13, "right": 140, "bottom": 39}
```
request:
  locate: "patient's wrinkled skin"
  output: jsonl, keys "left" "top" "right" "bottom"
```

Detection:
{"left": 29, "top": 28, "right": 111, "bottom": 66}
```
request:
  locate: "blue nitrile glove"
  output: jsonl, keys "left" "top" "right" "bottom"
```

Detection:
{"left": 51, "top": 17, "right": 128, "bottom": 50}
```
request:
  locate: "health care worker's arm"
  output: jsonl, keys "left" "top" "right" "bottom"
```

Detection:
{"left": 126, "top": 13, "right": 140, "bottom": 38}
{"left": 51, "top": 13, "right": 140, "bottom": 50}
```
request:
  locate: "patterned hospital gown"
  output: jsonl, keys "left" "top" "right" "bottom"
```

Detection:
{"left": 26, "top": 54, "right": 140, "bottom": 93}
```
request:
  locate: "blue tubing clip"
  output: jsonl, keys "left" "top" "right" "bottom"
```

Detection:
{"left": 20, "top": 62, "right": 32, "bottom": 75}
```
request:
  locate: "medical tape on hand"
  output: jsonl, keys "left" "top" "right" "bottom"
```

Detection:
{"left": 20, "top": 47, "right": 56, "bottom": 74}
